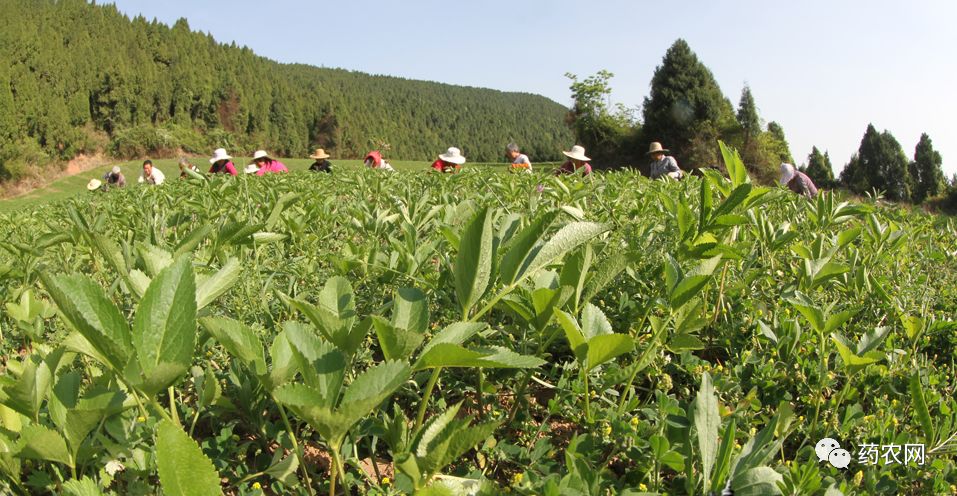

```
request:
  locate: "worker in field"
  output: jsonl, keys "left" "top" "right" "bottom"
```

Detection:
{"left": 102, "top": 166, "right": 127, "bottom": 189}
{"left": 251, "top": 150, "right": 288, "bottom": 175}
{"left": 209, "top": 148, "right": 238, "bottom": 176}
{"left": 364, "top": 150, "right": 395, "bottom": 172}
{"left": 779, "top": 163, "right": 818, "bottom": 199}
{"left": 647, "top": 142, "right": 683, "bottom": 180}
{"left": 308, "top": 148, "right": 333, "bottom": 173}
{"left": 178, "top": 158, "right": 200, "bottom": 179}
{"left": 555, "top": 145, "right": 592, "bottom": 176}
{"left": 431, "top": 147, "right": 466, "bottom": 173}
{"left": 506, "top": 143, "right": 532, "bottom": 173}
{"left": 138, "top": 159, "right": 165, "bottom": 185}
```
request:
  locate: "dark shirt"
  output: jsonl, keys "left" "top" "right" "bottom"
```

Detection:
{"left": 309, "top": 160, "right": 333, "bottom": 173}
{"left": 102, "top": 172, "right": 126, "bottom": 188}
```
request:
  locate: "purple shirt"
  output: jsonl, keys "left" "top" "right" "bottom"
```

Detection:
{"left": 556, "top": 160, "right": 592, "bottom": 176}
{"left": 788, "top": 171, "right": 818, "bottom": 198}
{"left": 255, "top": 160, "right": 288, "bottom": 175}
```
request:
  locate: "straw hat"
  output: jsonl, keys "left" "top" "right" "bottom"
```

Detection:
{"left": 309, "top": 148, "right": 331, "bottom": 160}
{"left": 252, "top": 150, "right": 271, "bottom": 161}
{"left": 87, "top": 179, "right": 102, "bottom": 191}
{"left": 562, "top": 145, "right": 590, "bottom": 162}
{"left": 439, "top": 147, "right": 467, "bottom": 165}
{"left": 244, "top": 164, "right": 259, "bottom": 174}
{"left": 209, "top": 148, "right": 232, "bottom": 164}
{"left": 111, "top": 166, "right": 121, "bottom": 175}
{"left": 780, "top": 163, "right": 797, "bottom": 185}
{"left": 646, "top": 142, "right": 670, "bottom": 155}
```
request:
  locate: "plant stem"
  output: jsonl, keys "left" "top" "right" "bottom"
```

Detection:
{"left": 168, "top": 386, "right": 180, "bottom": 426}
{"left": 477, "top": 368, "right": 486, "bottom": 420}
{"left": 582, "top": 369, "right": 591, "bottom": 423}
{"left": 277, "top": 403, "right": 315, "bottom": 496}
{"left": 617, "top": 310, "right": 660, "bottom": 414}
{"left": 415, "top": 367, "right": 442, "bottom": 431}
{"left": 506, "top": 371, "right": 533, "bottom": 424}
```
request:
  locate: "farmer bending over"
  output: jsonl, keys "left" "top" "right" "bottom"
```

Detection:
{"left": 507, "top": 143, "right": 532, "bottom": 173}
{"left": 647, "top": 142, "right": 682, "bottom": 179}
{"left": 138, "top": 160, "right": 165, "bottom": 185}
{"left": 555, "top": 145, "right": 592, "bottom": 176}
{"left": 364, "top": 151, "right": 395, "bottom": 172}
{"left": 431, "top": 147, "right": 466, "bottom": 174}
{"left": 209, "top": 148, "right": 238, "bottom": 176}
{"left": 780, "top": 163, "right": 818, "bottom": 199}
{"left": 252, "top": 150, "right": 288, "bottom": 175}
{"left": 102, "top": 166, "right": 126, "bottom": 189}
{"left": 308, "top": 148, "right": 333, "bottom": 173}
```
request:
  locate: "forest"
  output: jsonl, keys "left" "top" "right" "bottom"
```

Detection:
{"left": 0, "top": 0, "right": 573, "bottom": 181}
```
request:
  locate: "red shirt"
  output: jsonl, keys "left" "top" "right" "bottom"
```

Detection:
{"left": 556, "top": 160, "right": 592, "bottom": 176}
{"left": 431, "top": 160, "right": 460, "bottom": 173}
{"left": 209, "top": 161, "right": 238, "bottom": 176}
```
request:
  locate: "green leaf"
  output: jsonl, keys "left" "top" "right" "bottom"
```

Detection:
{"left": 585, "top": 334, "right": 634, "bottom": 371}
{"left": 787, "top": 296, "right": 825, "bottom": 333}
{"left": 268, "top": 331, "right": 298, "bottom": 390}
{"left": 581, "top": 252, "right": 629, "bottom": 305}
{"left": 414, "top": 344, "right": 545, "bottom": 371}
{"left": 909, "top": 374, "right": 935, "bottom": 445}
{"left": 16, "top": 424, "right": 72, "bottom": 467}
{"left": 195, "top": 258, "right": 241, "bottom": 310}
{"left": 668, "top": 333, "right": 705, "bottom": 352}
{"left": 711, "top": 419, "right": 737, "bottom": 491}
{"left": 132, "top": 255, "right": 196, "bottom": 395}
{"left": 289, "top": 277, "right": 363, "bottom": 356}
{"left": 174, "top": 224, "right": 214, "bottom": 257}
{"left": 155, "top": 420, "right": 222, "bottom": 496}
{"left": 580, "top": 303, "right": 613, "bottom": 340}
{"left": 199, "top": 317, "right": 267, "bottom": 377}
{"left": 40, "top": 273, "right": 132, "bottom": 372}
{"left": 419, "top": 322, "right": 486, "bottom": 355}
{"left": 731, "top": 466, "right": 783, "bottom": 496}
{"left": 62, "top": 477, "right": 104, "bottom": 496}
{"left": 454, "top": 207, "right": 494, "bottom": 317}
{"left": 670, "top": 256, "right": 723, "bottom": 309}
{"left": 499, "top": 211, "right": 559, "bottom": 285}
{"left": 710, "top": 184, "right": 753, "bottom": 221}
{"left": 694, "top": 372, "right": 720, "bottom": 493}
{"left": 374, "top": 317, "right": 425, "bottom": 361}
{"left": 831, "top": 334, "right": 882, "bottom": 375}
{"left": 2, "top": 350, "right": 64, "bottom": 419}
{"left": 523, "top": 222, "right": 610, "bottom": 281}
{"left": 559, "top": 245, "right": 593, "bottom": 310}
{"left": 283, "top": 322, "right": 345, "bottom": 407}
{"left": 719, "top": 141, "right": 751, "bottom": 188}
{"left": 555, "top": 310, "right": 587, "bottom": 363}
{"left": 392, "top": 288, "right": 429, "bottom": 334}
{"left": 137, "top": 243, "right": 173, "bottom": 278}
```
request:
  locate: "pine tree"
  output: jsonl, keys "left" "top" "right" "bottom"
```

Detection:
{"left": 909, "top": 133, "right": 944, "bottom": 203}
{"left": 841, "top": 124, "right": 912, "bottom": 201}
{"left": 765, "top": 122, "right": 794, "bottom": 164}
{"left": 642, "top": 39, "right": 735, "bottom": 168}
{"left": 805, "top": 146, "right": 835, "bottom": 187}
{"left": 736, "top": 85, "right": 760, "bottom": 146}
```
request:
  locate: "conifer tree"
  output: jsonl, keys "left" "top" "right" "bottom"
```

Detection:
{"left": 909, "top": 133, "right": 945, "bottom": 203}
{"left": 805, "top": 146, "right": 835, "bottom": 187}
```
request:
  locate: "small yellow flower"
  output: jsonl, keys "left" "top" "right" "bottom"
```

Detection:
{"left": 590, "top": 390, "right": 598, "bottom": 399}
{"left": 853, "top": 470, "right": 863, "bottom": 485}
{"left": 511, "top": 472, "right": 524, "bottom": 485}
{"left": 756, "top": 310, "right": 764, "bottom": 318}
{"left": 206, "top": 350, "right": 213, "bottom": 358}
{"left": 630, "top": 417, "right": 640, "bottom": 427}
{"left": 137, "top": 415, "right": 146, "bottom": 423}
{"left": 827, "top": 372, "right": 836, "bottom": 381}
{"left": 381, "top": 477, "right": 391, "bottom": 486}
{"left": 602, "top": 424, "right": 612, "bottom": 436}
{"left": 949, "top": 484, "right": 956, "bottom": 495}
{"left": 638, "top": 483, "right": 648, "bottom": 491}
{"left": 891, "top": 399, "right": 898, "bottom": 407}
{"left": 749, "top": 427, "right": 757, "bottom": 436}
{"left": 892, "top": 417, "right": 899, "bottom": 427}
{"left": 252, "top": 482, "right": 262, "bottom": 490}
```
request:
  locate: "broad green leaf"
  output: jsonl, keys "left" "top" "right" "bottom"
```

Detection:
{"left": 555, "top": 310, "right": 587, "bottom": 363}
{"left": 787, "top": 296, "right": 825, "bottom": 333}
{"left": 283, "top": 322, "right": 345, "bottom": 407}
{"left": 419, "top": 322, "right": 486, "bottom": 355}
{"left": 392, "top": 288, "right": 429, "bottom": 334}
{"left": 580, "top": 303, "right": 613, "bottom": 340}
{"left": 711, "top": 419, "right": 737, "bottom": 491}
{"left": 523, "top": 222, "right": 610, "bottom": 281}
{"left": 710, "top": 183, "right": 753, "bottom": 221}
{"left": 454, "top": 207, "right": 494, "bottom": 317}
{"left": 414, "top": 343, "right": 545, "bottom": 371}
{"left": 289, "top": 277, "right": 363, "bottom": 355}
{"left": 40, "top": 273, "right": 132, "bottom": 372}
{"left": 137, "top": 243, "right": 173, "bottom": 278}
{"left": 719, "top": 140, "right": 751, "bottom": 188}
{"left": 909, "top": 374, "right": 935, "bottom": 445}
{"left": 499, "top": 211, "right": 559, "bottom": 284}
{"left": 731, "top": 466, "right": 783, "bottom": 496}
{"left": 252, "top": 232, "right": 287, "bottom": 244}
{"left": 268, "top": 331, "right": 298, "bottom": 389}
{"left": 670, "top": 256, "right": 722, "bottom": 309}
{"left": 374, "top": 317, "right": 426, "bottom": 361}
{"left": 263, "top": 451, "right": 299, "bottom": 486}
{"left": 338, "top": 360, "right": 412, "bottom": 413}
{"left": 16, "top": 424, "right": 72, "bottom": 467}
{"left": 585, "top": 334, "right": 634, "bottom": 371}
{"left": 856, "top": 326, "right": 890, "bottom": 355}
{"left": 174, "top": 224, "right": 214, "bottom": 257}
{"left": 199, "top": 317, "right": 267, "bottom": 377}
{"left": 694, "top": 372, "right": 720, "bottom": 493}
{"left": 668, "top": 333, "right": 705, "bottom": 352}
{"left": 155, "top": 420, "right": 222, "bottom": 496}
{"left": 62, "top": 477, "right": 104, "bottom": 496}
{"left": 132, "top": 255, "right": 196, "bottom": 395}
{"left": 2, "top": 350, "right": 63, "bottom": 419}
{"left": 88, "top": 233, "right": 130, "bottom": 278}
{"left": 581, "top": 252, "right": 629, "bottom": 305}
{"left": 831, "top": 334, "right": 882, "bottom": 375}
{"left": 559, "top": 245, "right": 593, "bottom": 310}
{"left": 128, "top": 270, "right": 151, "bottom": 298}
{"left": 195, "top": 258, "right": 241, "bottom": 310}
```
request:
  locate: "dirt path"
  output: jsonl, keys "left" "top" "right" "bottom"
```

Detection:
{"left": 0, "top": 153, "right": 112, "bottom": 200}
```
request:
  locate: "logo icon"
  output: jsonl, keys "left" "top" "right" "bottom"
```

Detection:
{"left": 815, "top": 437, "right": 850, "bottom": 469}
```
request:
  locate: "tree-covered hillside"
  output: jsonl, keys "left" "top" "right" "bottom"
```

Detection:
{"left": 0, "top": 0, "right": 573, "bottom": 180}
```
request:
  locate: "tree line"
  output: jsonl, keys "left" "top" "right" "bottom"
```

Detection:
{"left": 565, "top": 39, "right": 953, "bottom": 207}
{"left": 0, "top": 0, "right": 573, "bottom": 181}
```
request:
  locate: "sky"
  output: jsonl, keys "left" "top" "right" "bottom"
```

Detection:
{"left": 106, "top": 0, "right": 957, "bottom": 176}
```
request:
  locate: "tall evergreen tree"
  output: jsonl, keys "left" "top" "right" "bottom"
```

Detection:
{"left": 840, "top": 124, "right": 912, "bottom": 201}
{"left": 642, "top": 39, "right": 735, "bottom": 168}
{"left": 804, "top": 146, "right": 834, "bottom": 186}
{"left": 736, "top": 85, "right": 760, "bottom": 146}
{"left": 909, "top": 133, "right": 944, "bottom": 203}
{"left": 765, "top": 122, "right": 794, "bottom": 164}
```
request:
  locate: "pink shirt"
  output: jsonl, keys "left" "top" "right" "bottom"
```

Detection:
{"left": 255, "top": 160, "right": 288, "bottom": 175}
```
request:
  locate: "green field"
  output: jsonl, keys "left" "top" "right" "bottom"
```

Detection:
{"left": 0, "top": 147, "right": 954, "bottom": 495}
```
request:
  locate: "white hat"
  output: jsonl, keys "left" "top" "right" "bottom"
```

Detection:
{"left": 209, "top": 148, "right": 232, "bottom": 164}
{"left": 244, "top": 164, "right": 259, "bottom": 174}
{"left": 562, "top": 145, "right": 591, "bottom": 162}
{"left": 780, "top": 163, "right": 797, "bottom": 185}
{"left": 438, "top": 147, "right": 466, "bottom": 165}
{"left": 111, "top": 166, "right": 121, "bottom": 175}
{"left": 252, "top": 150, "right": 271, "bottom": 161}
{"left": 87, "top": 179, "right": 102, "bottom": 191}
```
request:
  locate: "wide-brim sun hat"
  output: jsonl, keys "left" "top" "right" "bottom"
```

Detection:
{"left": 780, "top": 163, "right": 797, "bottom": 185}
{"left": 244, "top": 164, "right": 259, "bottom": 174}
{"left": 111, "top": 166, "right": 121, "bottom": 175}
{"left": 562, "top": 145, "right": 591, "bottom": 162}
{"left": 87, "top": 179, "right": 102, "bottom": 191}
{"left": 646, "top": 142, "right": 670, "bottom": 155}
{"left": 252, "top": 150, "right": 271, "bottom": 161}
{"left": 210, "top": 148, "right": 232, "bottom": 164}
{"left": 309, "top": 148, "right": 331, "bottom": 160}
{"left": 439, "top": 147, "right": 466, "bottom": 165}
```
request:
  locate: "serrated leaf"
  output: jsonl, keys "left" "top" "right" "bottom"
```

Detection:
{"left": 694, "top": 372, "right": 720, "bottom": 493}
{"left": 523, "top": 222, "right": 610, "bottom": 281}
{"left": 585, "top": 334, "right": 634, "bottom": 371}
{"left": 155, "top": 420, "right": 222, "bottom": 496}
{"left": 555, "top": 310, "right": 587, "bottom": 363}
{"left": 419, "top": 322, "right": 486, "bottom": 355}
{"left": 731, "top": 466, "right": 783, "bottom": 496}
{"left": 16, "top": 424, "right": 72, "bottom": 466}
{"left": 137, "top": 243, "right": 173, "bottom": 278}
{"left": 199, "top": 317, "right": 267, "bottom": 377}
{"left": 374, "top": 317, "right": 425, "bottom": 361}
{"left": 414, "top": 344, "right": 544, "bottom": 371}
{"left": 580, "top": 303, "right": 613, "bottom": 340}
{"left": 831, "top": 334, "right": 882, "bottom": 375}
{"left": 668, "top": 333, "right": 705, "bottom": 352}
{"left": 195, "top": 258, "right": 240, "bottom": 310}
{"left": 499, "top": 211, "right": 559, "bottom": 285}
{"left": 454, "top": 207, "right": 494, "bottom": 317}
{"left": 670, "top": 256, "right": 722, "bottom": 309}
{"left": 174, "top": 224, "right": 214, "bottom": 257}
{"left": 62, "top": 477, "right": 104, "bottom": 496}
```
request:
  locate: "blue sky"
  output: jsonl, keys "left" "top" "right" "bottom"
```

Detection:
{"left": 107, "top": 0, "right": 957, "bottom": 176}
